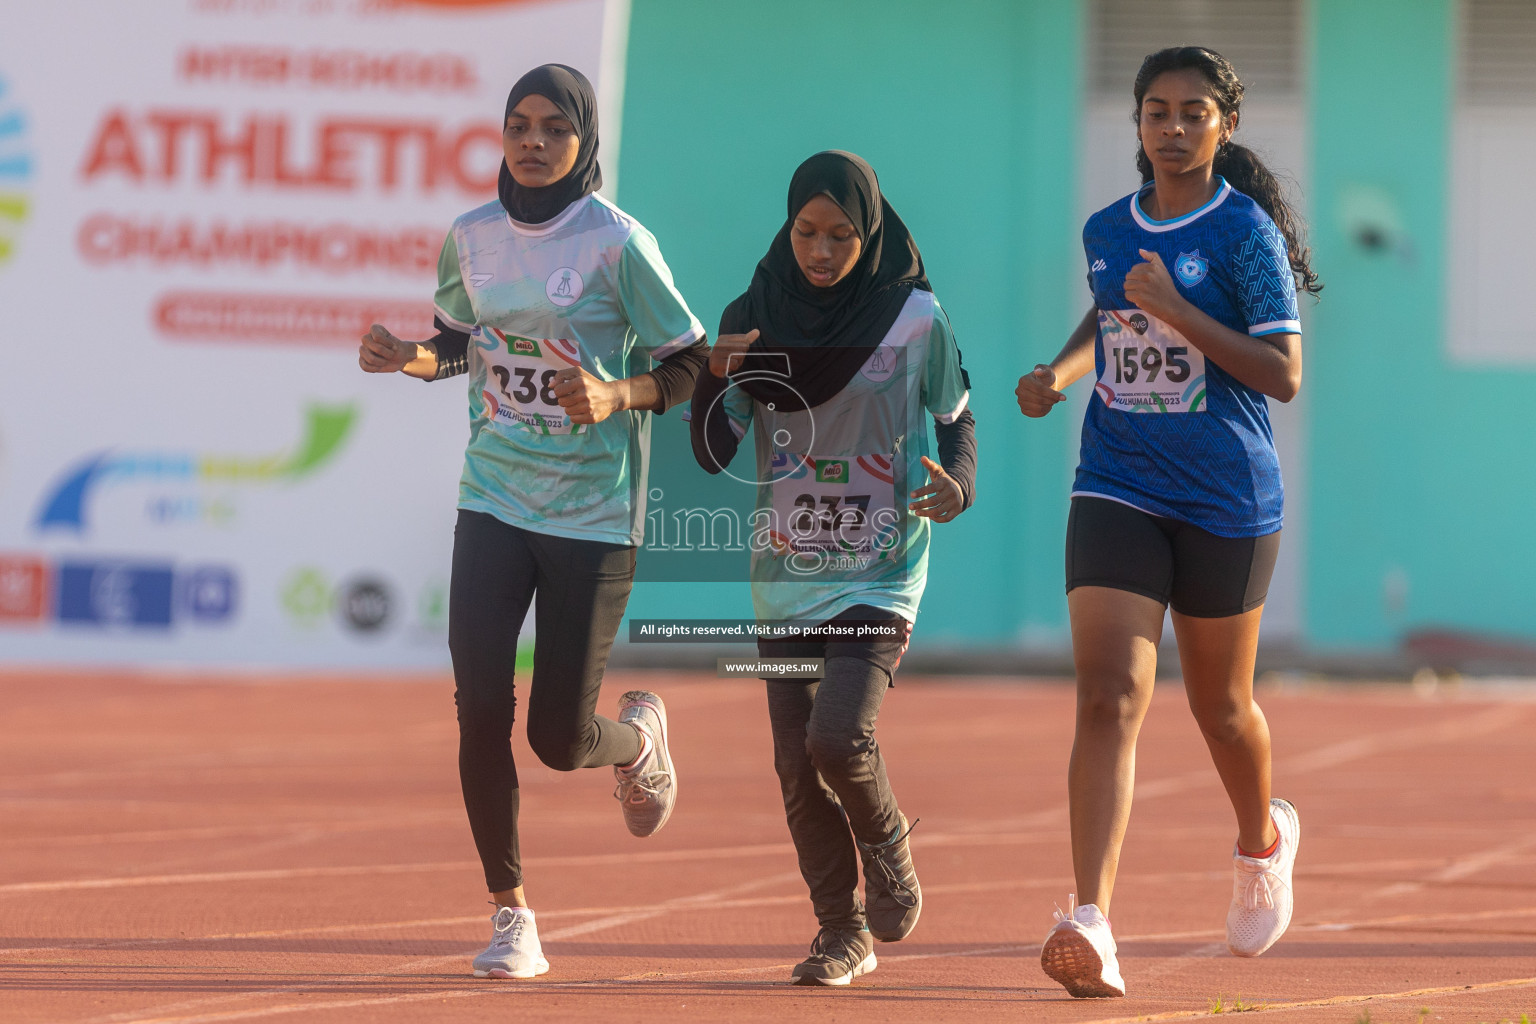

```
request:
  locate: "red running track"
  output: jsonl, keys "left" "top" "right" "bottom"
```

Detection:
{"left": 1, "top": 671, "right": 1534, "bottom": 1023}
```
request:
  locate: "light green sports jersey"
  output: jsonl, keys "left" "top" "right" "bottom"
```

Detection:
{"left": 436, "top": 195, "right": 704, "bottom": 546}
{"left": 717, "top": 289, "right": 969, "bottom": 623}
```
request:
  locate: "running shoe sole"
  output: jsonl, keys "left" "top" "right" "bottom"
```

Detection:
{"left": 791, "top": 950, "right": 877, "bottom": 986}
{"left": 1040, "top": 924, "right": 1124, "bottom": 998}
{"left": 473, "top": 958, "right": 549, "bottom": 980}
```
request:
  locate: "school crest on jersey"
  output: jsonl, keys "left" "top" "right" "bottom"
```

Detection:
{"left": 861, "top": 343, "right": 897, "bottom": 383}
{"left": 545, "top": 266, "right": 584, "bottom": 307}
{"left": 1174, "top": 250, "right": 1209, "bottom": 287}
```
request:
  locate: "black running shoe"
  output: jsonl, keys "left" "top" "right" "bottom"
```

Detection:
{"left": 790, "top": 926, "right": 876, "bottom": 986}
{"left": 858, "top": 813, "right": 921, "bottom": 942}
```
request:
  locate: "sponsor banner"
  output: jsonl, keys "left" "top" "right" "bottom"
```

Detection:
{"left": 0, "top": 0, "right": 616, "bottom": 668}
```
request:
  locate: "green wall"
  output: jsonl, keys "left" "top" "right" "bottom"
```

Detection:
{"left": 617, "top": 0, "right": 1084, "bottom": 644}
{"left": 1307, "top": 0, "right": 1532, "bottom": 647}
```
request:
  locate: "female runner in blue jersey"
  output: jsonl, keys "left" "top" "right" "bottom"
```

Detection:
{"left": 357, "top": 65, "right": 707, "bottom": 980}
{"left": 1015, "top": 47, "right": 1322, "bottom": 998}
{"left": 691, "top": 151, "right": 977, "bottom": 987}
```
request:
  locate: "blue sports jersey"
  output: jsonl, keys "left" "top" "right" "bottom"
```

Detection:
{"left": 1074, "top": 177, "right": 1301, "bottom": 538}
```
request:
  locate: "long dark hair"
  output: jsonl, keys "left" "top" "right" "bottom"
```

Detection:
{"left": 1132, "top": 46, "right": 1322, "bottom": 296}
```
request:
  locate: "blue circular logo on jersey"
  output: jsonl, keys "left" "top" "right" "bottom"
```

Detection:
{"left": 1174, "top": 249, "right": 1208, "bottom": 287}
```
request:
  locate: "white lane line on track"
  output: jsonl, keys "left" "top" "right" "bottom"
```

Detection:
{"left": 18, "top": 845, "right": 1536, "bottom": 955}
{"left": 72, "top": 872, "right": 802, "bottom": 1024}
{"left": 949, "top": 703, "right": 1530, "bottom": 837}
{"left": 13, "top": 703, "right": 1525, "bottom": 896}
{"left": 1367, "top": 831, "right": 1536, "bottom": 900}
{"left": 0, "top": 813, "right": 465, "bottom": 849}
{"left": 46, "top": 898, "right": 1536, "bottom": 1023}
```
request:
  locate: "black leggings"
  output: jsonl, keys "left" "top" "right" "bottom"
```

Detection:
{"left": 449, "top": 509, "right": 642, "bottom": 892}
{"left": 759, "top": 605, "right": 912, "bottom": 931}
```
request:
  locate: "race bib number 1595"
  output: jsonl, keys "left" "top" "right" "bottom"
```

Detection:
{"left": 1094, "top": 308, "right": 1207, "bottom": 414}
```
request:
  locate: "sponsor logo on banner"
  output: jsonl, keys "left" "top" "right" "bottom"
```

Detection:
{"left": 35, "top": 403, "right": 356, "bottom": 532}
{"left": 280, "top": 567, "right": 438, "bottom": 637}
{"left": 0, "top": 76, "right": 32, "bottom": 269}
{"left": 338, "top": 577, "right": 392, "bottom": 633}
{"left": 0, "top": 555, "right": 47, "bottom": 621}
{"left": 0, "top": 554, "right": 238, "bottom": 629}
{"left": 58, "top": 561, "right": 177, "bottom": 627}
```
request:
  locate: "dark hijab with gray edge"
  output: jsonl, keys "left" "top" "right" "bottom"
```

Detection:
{"left": 497, "top": 64, "right": 602, "bottom": 225}
{"left": 720, "top": 151, "right": 930, "bottom": 409}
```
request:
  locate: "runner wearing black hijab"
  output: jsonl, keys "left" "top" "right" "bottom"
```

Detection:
{"left": 691, "top": 150, "right": 978, "bottom": 986}
{"left": 358, "top": 63, "right": 708, "bottom": 980}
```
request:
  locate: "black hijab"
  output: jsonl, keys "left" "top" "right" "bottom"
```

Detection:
{"left": 721, "top": 151, "right": 929, "bottom": 409}
{"left": 497, "top": 64, "right": 602, "bottom": 225}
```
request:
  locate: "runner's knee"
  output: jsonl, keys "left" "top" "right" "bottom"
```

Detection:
{"left": 527, "top": 723, "right": 594, "bottom": 772}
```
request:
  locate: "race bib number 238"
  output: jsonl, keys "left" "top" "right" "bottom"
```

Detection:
{"left": 1095, "top": 308, "right": 1207, "bottom": 414}
{"left": 478, "top": 327, "right": 587, "bottom": 435}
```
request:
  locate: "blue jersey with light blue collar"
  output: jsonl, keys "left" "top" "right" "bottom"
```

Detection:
{"left": 1074, "top": 177, "right": 1301, "bottom": 538}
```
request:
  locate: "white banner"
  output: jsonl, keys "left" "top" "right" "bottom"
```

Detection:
{"left": 0, "top": 0, "right": 618, "bottom": 668}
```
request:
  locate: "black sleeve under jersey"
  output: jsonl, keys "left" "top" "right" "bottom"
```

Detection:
{"left": 649, "top": 339, "right": 709, "bottom": 413}
{"left": 933, "top": 408, "right": 977, "bottom": 511}
{"left": 689, "top": 367, "right": 741, "bottom": 474}
{"left": 426, "top": 316, "right": 471, "bottom": 382}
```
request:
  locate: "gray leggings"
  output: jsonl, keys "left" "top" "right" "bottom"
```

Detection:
{"left": 761, "top": 607, "right": 911, "bottom": 930}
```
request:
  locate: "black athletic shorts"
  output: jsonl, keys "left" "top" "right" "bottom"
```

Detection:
{"left": 1065, "top": 496, "right": 1280, "bottom": 618}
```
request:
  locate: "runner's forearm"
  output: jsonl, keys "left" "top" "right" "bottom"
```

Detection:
{"left": 1049, "top": 307, "right": 1099, "bottom": 389}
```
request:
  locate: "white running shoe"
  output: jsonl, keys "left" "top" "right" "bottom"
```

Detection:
{"left": 613, "top": 690, "right": 676, "bottom": 838}
{"left": 472, "top": 905, "right": 549, "bottom": 979}
{"left": 1040, "top": 897, "right": 1125, "bottom": 998}
{"left": 1227, "top": 797, "right": 1301, "bottom": 957}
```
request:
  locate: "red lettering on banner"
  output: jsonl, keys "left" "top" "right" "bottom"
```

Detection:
{"left": 77, "top": 214, "right": 440, "bottom": 275}
{"left": 202, "top": 115, "right": 262, "bottom": 185}
{"left": 79, "top": 109, "right": 500, "bottom": 195}
{"left": 178, "top": 46, "right": 478, "bottom": 93}
{"left": 80, "top": 110, "right": 145, "bottom": 181}
{"left": 154, "top": 291, "right": 435, "bottom": 346}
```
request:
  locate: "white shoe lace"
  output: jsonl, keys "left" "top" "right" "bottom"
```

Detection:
{"left": 490, "top": 906, "right": 526, "bottom": 950}
{"left": 613, "top": 722, "right": 672, "bottom": 804}
{"left": 1052, "top": 893, "right": 1079, "bottom": 925}
{"left": 613, "top": 765, "right": 672, "bottom": 803}
{"left": 1236, "top": 862, "right": 1279, "bottom": 910}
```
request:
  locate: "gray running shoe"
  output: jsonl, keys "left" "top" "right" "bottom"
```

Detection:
{"left": 471, "top": 905, "right": 549, "bottom": 979}
{"left": 857, "top": 813, "right": 922, "bottom": 941}
{"left": 791, "top": 926, "right": 877, "bottom": 986}
{"left": 613, "top": 690, "right": 676, "bottom": 837}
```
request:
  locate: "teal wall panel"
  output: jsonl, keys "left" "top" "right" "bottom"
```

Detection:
{"left": 1307, "top": 0, "right": 1535, "bottom": 646}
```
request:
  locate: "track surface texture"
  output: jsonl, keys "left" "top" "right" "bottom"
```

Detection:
{"left": 2, "top": 671, "right": 1534, "bottom": 1023}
